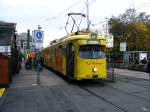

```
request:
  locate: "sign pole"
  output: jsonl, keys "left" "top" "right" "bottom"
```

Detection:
{"left": 106, "top": 34, "right": 114, "bottom": 81}
{"left": 33, "top": 26, "right": 44, "bottom": 85}
{"left": 120, "top": 42, "right": 126, "bottom": 69}
{"left": 37, "top": 45, "right": 40, "bottom": 85}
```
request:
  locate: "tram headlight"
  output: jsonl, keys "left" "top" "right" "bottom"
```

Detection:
{"left": 93, "top": 67, "right": 98, "bottom": 72}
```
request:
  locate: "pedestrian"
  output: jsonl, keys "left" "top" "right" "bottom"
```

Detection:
{"left": 141, "top": 57, "right": 147, "bottom": 64}
{"left": 39, "top": 56, "right": 44, "bottom": 71}
{"left": 33, "top": 58, "right": 37, "bottom": 70}
{"left": 25, "top": 57, "right": 32, "bottom": 69}
{"left": 18, "top": 53, "right": 22, "bottom": 69}
{"left": 146, "top": 59, "right": 150, "bottom": 79}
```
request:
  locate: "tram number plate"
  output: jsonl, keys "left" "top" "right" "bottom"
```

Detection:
{"left": 93, "top": 75, "right": 98, "bottom": 78}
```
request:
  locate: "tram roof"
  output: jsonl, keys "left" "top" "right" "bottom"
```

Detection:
{"left": 49, "top": 32, "right": 105, "bottom": 46}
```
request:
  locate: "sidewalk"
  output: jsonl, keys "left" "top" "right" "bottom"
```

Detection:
{"left": 9, "top": 64, "right": 67, "bottom": 88}
{"left": 0, "top": 65, "right": 68, "bottom": 112}
{"left": 114, "top": 68, "right": 150, "bottom": 80}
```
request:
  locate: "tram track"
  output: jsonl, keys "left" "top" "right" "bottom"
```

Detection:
{"left": 42, "top": 68, "right": 150, "bottom": 112}
{"left": 73, "top": 77, "right": 150, "bottom": 112}
{"left": 106, "top": 83, "right": 150, "bottom": 102}
{"left": 115, "top": 74, "right": 150, "bottom": 90}
{"left": 47, "top": 69, "right": 150, "bottom": 112}
{"left": 77, "top": 85, "right": 127, "bottom": 112}
{"left": 116, "top": 74, "right": 149, "bottom": 82}
{"left": 105, "top": 75, "right": 150, "bottom": 102}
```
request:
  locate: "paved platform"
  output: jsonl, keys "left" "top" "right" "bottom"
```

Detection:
{"left": 114, "top": 68, "right": 150, "bottom": 80}
{"left": 0, "top": 65, "right": 71, "bottom": 112}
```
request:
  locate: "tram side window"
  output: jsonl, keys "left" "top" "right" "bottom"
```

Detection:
{"left": 79, "top": 45, "right": 106, "bottom": 59}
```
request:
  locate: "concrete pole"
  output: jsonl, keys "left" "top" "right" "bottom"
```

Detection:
{"left": 86, "top": 0, "right": 90, "bottom": 31}
{"left": 27, "top": 29, "right": 30, "bottom": 50}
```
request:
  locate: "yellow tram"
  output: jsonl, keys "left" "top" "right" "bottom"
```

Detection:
{"left": 42, "top": 32, "right": 107, "bottom": 80}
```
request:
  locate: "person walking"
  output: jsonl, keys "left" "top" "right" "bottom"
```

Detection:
{"left": 39, "top": 56, "right": 44, "bottom": 71}
{"left": 147, "top": 60, "right": 150, "bottom": 79}
{"left": 33, "top": 58, "right": 37, "bottom": 70}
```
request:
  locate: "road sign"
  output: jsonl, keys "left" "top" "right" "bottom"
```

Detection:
{"left": 33, "top": 30, "right": 44, "bottom": 43}
{"left": 36, "top": 32, "right": 43, "bottom": 39}
{"left": 120, "top": 42, "right": 126, "bottom": 51}
{"left": 106, "top": 34, "right": 113, "bottom": 48}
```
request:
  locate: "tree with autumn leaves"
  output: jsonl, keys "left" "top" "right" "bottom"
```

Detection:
{"left": 109, "top": 8, "right": 150, "bottom": 53}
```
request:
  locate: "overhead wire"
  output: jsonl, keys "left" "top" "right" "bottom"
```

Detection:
{"left": 46, "top": 0, "right": 150, "bottom": 25}
{"left": 91, "top": 20, "right": 106, "bottom": 26}
{"left": 47, "top": 0, "right": 96, "bottom": 21}
{"left": 57, "top": 0, "right": 96, "bottom": 31}
{"left": 89, "top": 0, "right": 150, "bottom": 25}
{"left": 135, "top": 1, "right": 150, "bottom": 9}
{"left": 66, "top": 0, "right": 97, "bottom": 31}
{"left": 46, "top": 0, "right": 84, "bottom": 21}
{"left": 46, "top": 0, "right": 98, "bottom": 32}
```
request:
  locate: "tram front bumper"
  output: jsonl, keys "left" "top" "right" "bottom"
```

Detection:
{"left": 76, "top": 74, "right": 106, "bottom": 80}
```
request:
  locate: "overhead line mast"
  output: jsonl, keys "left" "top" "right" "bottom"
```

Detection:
{"left": 86, "top": 0, "right": 90, "bottom": 31}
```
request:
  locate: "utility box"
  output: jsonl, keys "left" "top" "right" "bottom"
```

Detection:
{"left": 0, "top": 53, "right": 10, "bottom": 86}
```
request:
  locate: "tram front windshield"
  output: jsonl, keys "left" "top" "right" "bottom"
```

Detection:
{"left": 79, "top": 45, "right": 106, "bottom": 59}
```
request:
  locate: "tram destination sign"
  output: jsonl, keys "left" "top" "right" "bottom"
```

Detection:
{"left": 87, "top": 40, "right": 100, "bottom": 44}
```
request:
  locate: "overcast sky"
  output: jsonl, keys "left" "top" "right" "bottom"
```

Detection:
{"left": 1, "top": 0, "right": 150, "bottom": 47}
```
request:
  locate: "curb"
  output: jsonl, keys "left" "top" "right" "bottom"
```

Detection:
{"left": 0, "top": 88, "right": 5, "bottom": 98}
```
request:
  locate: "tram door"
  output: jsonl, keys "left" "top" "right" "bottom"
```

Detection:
{"left": 66, "top": 42, "right": 74, "bottom": 79}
